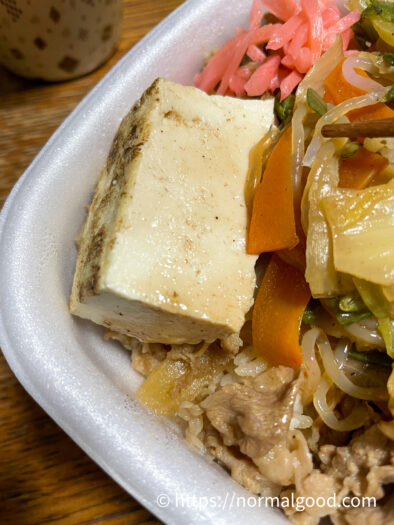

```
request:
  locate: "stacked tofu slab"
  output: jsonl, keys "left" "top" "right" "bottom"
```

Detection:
{"left": 70, "top": 78, "right": 274, "bottom": 344}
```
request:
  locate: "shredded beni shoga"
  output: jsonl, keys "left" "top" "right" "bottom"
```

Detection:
{"left": 194, "top": 0, "right": 361, "bottom": 99}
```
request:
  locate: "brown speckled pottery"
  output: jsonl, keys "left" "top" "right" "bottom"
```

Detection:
{"left": 0, "top": 0, "right": 122, "bottom": 81}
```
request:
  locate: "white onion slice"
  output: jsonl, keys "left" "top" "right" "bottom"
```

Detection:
{"left": 303, "top": 136, "right": 321, "bottom": 168}
{"left": 342, "top": 56, "right": 387, "bottom": 94}
{"left": 292, "top": 104, "right": 307, "bottom": 199}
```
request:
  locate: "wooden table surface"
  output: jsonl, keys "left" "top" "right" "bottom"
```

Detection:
{"left": 0, "top": 1, "right": 183, "bottom": 523}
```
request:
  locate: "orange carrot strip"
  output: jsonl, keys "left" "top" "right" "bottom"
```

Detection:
{"left": 247, "top": 126, "right": 299, "bottom": 254}
{"left": 279, "top": 194, "right": 307, "bottom": 272}
{"left": 324, "top": 58, "right": 366, "bottom": 104}
{"left": 339, "top": 147, "right": 389, "bottom": 189}
{"left": 252, "top": 254, "right": 311, "bottom": 368}
{"left": 324, "top": 59, "right": 394, "bottom": 122}
{"left": 278, "top": 240, "right": 307, "bottom": 273}
{"left": 348, "top": 103, "right": 394, "bottom": 123}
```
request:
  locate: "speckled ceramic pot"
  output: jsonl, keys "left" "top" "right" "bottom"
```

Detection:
{"left": 0, "top": 0, "right": 122, "bottom": 81}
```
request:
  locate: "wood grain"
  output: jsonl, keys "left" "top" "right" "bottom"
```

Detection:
{"left": 0, "top": 1, "right": 183, "bottom": 523}
{"left": 322, "top": 117, "right": 394, "bottom": 138}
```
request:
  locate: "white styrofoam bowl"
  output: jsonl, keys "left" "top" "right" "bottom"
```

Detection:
{"left": 0, "top": 1, "right": 299, "bottom": 523}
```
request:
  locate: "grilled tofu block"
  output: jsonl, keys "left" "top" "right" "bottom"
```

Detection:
{"left": 70, "top": 78, "right": 274, "bottom": 344}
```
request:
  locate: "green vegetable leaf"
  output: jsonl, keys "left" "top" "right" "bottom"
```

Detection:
{"left": 306, "top": 88, "right": 327, "bottom": 117}
{"left": 274, "top": 94, "right": 295, "bottom": 127}
{"left": 383, "top": 52, "right": 394, "bottom": 66}
{"left": 382, "top": 85, "right": 394, "bottom": 103}
{"left": 363, "top": 0, "right": 394, "bottom": 23}
{"left": 348, "top": 348, "right": 393, "bottom": 368}
{"left": 340, "top": 141, "right": 361, "bottom": 158}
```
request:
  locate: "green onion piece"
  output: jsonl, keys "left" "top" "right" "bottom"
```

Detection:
{"left": 306, "top": 88, "right": 327, "bottom": 117}
{"left": 327, "top": 298, "right": 372, "bottom": 326}
{"left": 348, "top": 348, "right": 393, "bottom": 369}
{"left": 302, "top": 300, "right": 318, "bottom": 326}
{"left": 383, "top": 52, "right": 394, "bottom": 66}
{"left": 339, "top": 294, "right": 368, "bottom": 312}
{"left": 336, "top": 310, "right": 372, "bottom": 326}
{"left": 274, "top": 93, "right": 295, "bottom": 127}
{"left": 363, "top": 0, "right": 394, "bottom": 23}
{"left": 382, "top": 85, "right": 394, "bottom": 103}
{"left": 340, "top": 141, "right": 361, "bottom": 159}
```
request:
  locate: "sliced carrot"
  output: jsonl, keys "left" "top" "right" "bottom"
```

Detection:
{"left": 279, "top": 196, "right": 307, "bottom": 272}
{"left": 278, "top": 239, "right": 306, "bottom": 273}
{"left": 247, "top": 126, "right": 299, "bottom": 254}
{"left": 324, "top": 58, "right": 366, "bottom": 104}
{"left": 278, "top": 161, "right": 308, "bottom": 273}
{"left": 324, "top": 58, "right": 394, "bottom": 122}
{"left": 339, "top": 147, "right": 389, "bottom": 189}
{"left": 252, "top": 254, "right": 311, "bottom": 368}
{"left": 348, "top": 103, "right": 394, "bottom": 123}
